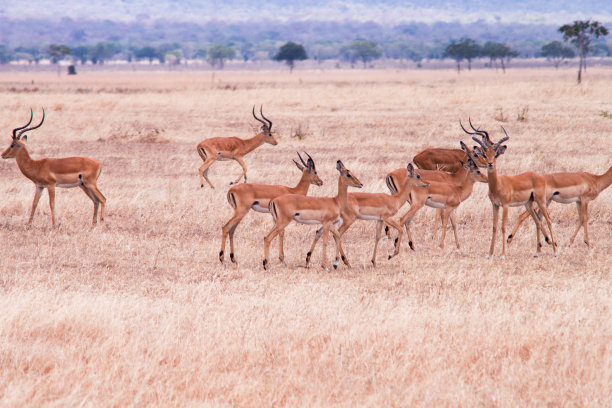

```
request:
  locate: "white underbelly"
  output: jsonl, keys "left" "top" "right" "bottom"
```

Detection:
{"left": 425, "top": 198, "right": 446, "bottom": 209}
{"left": 357, "top": 214, "right": 381, "bottom": 221}
{"left": 56, "top": 183, "right": 81, "bottom": 188}
{"left": 293, "top": 215, "right": 323, "bottom": 224}
{"left": 216, "top": 156, "right": 233, "bottom": 161}
{"left": 551, "top": 195, "right": 580, "bottom": 204}
{"left": 252, "top": 203, "right": 269, "bottom": 213}
{"left": 509, "top": 200, "right": 530, "bottom": 207}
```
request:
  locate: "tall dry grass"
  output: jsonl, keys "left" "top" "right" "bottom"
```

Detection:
{"left": 0, "top": 68, "right": 611, "bottom": 406}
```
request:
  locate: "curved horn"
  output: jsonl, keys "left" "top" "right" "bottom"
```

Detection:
{"left": 469, "top": 117, "right": 490, "bottom": 141}
{"left": 13, "top": 108, "right": 34, "bottom": 139}
{"left": 297, "top": 151, "right": 308, "bottom": 167}
{"left": 472, "top": 135, "right": 488, "bottom": 152}
{"left": 459, "top": 120, "right": 476, "bottom": 135}
{"left": 304, "top": 151, "right": 314, "bottom": 164}
{"left": 252, "top": 105, "right": 266, "bottom": 126}
{"left": 259, "top": 105, "right": 272, "bottom": 130}
{"left": 17, "top": 108, "right": 45, "bottom": 139}
{"left": 493, "top": 126, "right": 510, "bottom": 151}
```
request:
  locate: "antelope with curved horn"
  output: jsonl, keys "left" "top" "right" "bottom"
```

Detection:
{"left": 460, "top": 121, "right": 557, "bottom": 259}
{"left": 220, "top": 152, "right": 323, "bottom": 264}
{"left": 2, "top": 109, "right": 106, "bottom": 227}
{"left": 263, "top": 160, "right": 363, "bottom": 271}
{"left": 305, "top": 163, "right": 429, "bottom": 269}
{"left": 197, "top": 106, "right": 278, "bottom": 189}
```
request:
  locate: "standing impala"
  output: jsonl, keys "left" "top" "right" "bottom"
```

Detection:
{"left": 220, "top": 152, "right": 323, "bottom": 264}
{"left": 263, "top": 160, "right": 363, "bottom": 271}
{"left": 460, "top": 123, "right": 557, "bottom": 259}
{"left": 395, "top": 158, "right": 487, "bottom": 250}
{"left": 413, "top": 147, "right": 469, "bottom": 173}
{"left": 305, "top": 163, "right": 429, "bottom": 268}
{"left": 2, "top": 109, "right": 106, "bottom": 227}
{"left": 506, "top": 164, "right": 612, "bottom": 248}
{"left": 197, "top": 106, "right": 277, "bottom": 188}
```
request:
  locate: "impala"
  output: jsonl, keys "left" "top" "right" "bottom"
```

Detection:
{"left": 396, "top": 158, "right": 487, "bottom": 250}
{"left": 197, "top": 106, "right": 277, "bottom": 189}
{"left": 305, "top": 163, "right": 429, "bottom": 268}
{"left": 220, "top": 152, "right": 323, "bottom": 264}
{"left": 460, "top": 123, "right": 557, "bottom": 258}
{"left": 2, "top": 109, "right": 106, "bottom": 227}
{"left": 506, "top": 164, "right": 612, "bottom": 248}
{"left": 263, "top": 160, "right": 363, "bottom": 271}
{"left": 413, "top": 147, "right": 469, "bottom": 173}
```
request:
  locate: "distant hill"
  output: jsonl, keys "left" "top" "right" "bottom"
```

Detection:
{"left": 3, "top": 0, "right": 612, "bottom": 24}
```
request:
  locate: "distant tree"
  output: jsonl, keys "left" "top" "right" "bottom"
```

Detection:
{"left": 443, "top": 38, "right": 480, "bottom": 72}
{"left": 14, "top": 46, "right": 42, "bottom": 64}
{"left": 344, "top": 40, "right": 382, "bottom": 69}
{"left": 540, "top": 41, "right": 575, "bottom": 69}
{"left": 481, "top": 41, "right": 518, "bottom": 73}
{"left": 136, "top": 46, "right": 159, "bottom": 64}
{"left": 0, "top": 45, "right": 10, "bottom": 64}
{"left": 47, "top": 44, "right": 70, "bottom": 76}
{"left": 70, "top": 46, "right": 90, "bottom": 64}
{"left": 193, "top": 48, "right": 207, "bottom": 61}
{"left": 238, "top": 42, "right": 255, "bottom": 62}
{"left": 207, "top": 44, "right": 236, "bottom": 69}
{"left": 559, "top": 20, "right": 609, "bottom": 83}
{"left": 274, "top": 41, "right": 307, "bottom": 72}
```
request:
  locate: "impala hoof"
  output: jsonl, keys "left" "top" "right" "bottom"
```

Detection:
{"left": 263, "top": 259, "right": 268, "bottom": 270}
{"left": 333, "top": 262, "right": 338, "bottom": 270}
{"left": 533, "top": 253, "right": 539, "bottom": 258}
{"left": 409, "top": 241, "right": 414, "bottom": 250}
{"left": 230, "top": 253, "right": 236, "bottom": 263}
{"left": 219, "top": 250, "right": 224, "bottom": 263}
{"left": 500, "top": 255, "right": 505, "bottom": 260}
{"left": 388, "top": 254, "right": 392, "bottom": 260}
{"left": 485, "top": 254, "right": 491, "bottom": 260}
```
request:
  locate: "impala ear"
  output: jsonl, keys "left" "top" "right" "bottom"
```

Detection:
{"left": 21, "top": 135, "right": 27, "bottom": 143}
{"left": 336, "top": 160, "right": 344, "bottom": 173}
{"left": 407, "top": 163, "right": 415, "bottom": 176}
{"left": 495, "top": 145, "right": 507, "bottom": 158}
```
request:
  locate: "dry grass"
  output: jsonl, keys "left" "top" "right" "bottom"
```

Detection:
{"left": 0, "top": 67, "right": 611, "bottom": 406}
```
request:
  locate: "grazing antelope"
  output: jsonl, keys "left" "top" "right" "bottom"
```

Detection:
{"left": 460, "top": 123, "right": 557, "bottom": 259}
{"left": 263, "top": 160, "right": 363, "bottom": 271}
{"left": 506, "top": 165, "right": 612, "bottom": 248}
{"left": 396, "top": 158, "right": 487, "bottom": 250}
{"left": 220, "top": 152, "right": 323, "bottom": 264}
{"left": 197, "top": 106, "right": 277, "bottom": 189}
{"left": 413, "top": 147, "right": 469, "bottom": 173}
{"left": 2, "top": 109, "right": 106, "bottom": 227}
{"left": 305, "top": 163, "right": 429, "bottom": 268}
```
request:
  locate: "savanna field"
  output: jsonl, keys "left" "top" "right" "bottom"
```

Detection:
{"left": 0, "top": 67, "right": 610, "bottom": 406}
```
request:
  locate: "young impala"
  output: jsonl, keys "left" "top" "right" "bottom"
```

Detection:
{"left": 197, "top": 106, "right": 277, "bottom": 188}
{"left": 460, "top": 123, "right": 557, "bottom": 259}
{"left": 506, "top": 164, "right": 612, "bottom": 248}
{"left": 2, "top": 109, "right": 106, "bottom": 227}
{"left": 263, "top": 160, "right": 363, "bottom": 271}
{"left": 305, "top": 163, "right": 429, "bottom": 268}
{"left": 220, "top": 152, "right": 323, "bottom": 264}
{"left": 395, "top": 158, "right": 487, "bottom": 250}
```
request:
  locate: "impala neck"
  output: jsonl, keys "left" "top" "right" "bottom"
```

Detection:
{"left": 449, "top": 165, "right": 468, "bottom": 183}
{"left": 458, "top": 173, "right": 477, "bottom": 201}
{"left": 335, "top": 176, "right": 349, "bottom": 207}
{"left": 486, "top": 165, "right": 501, "bottom": 196}
{"left": 14, "top": 145, "right": 39, "bottom": 181}
{"left": 288, "top": 171, "right": 311, "bottom": 195}
{"left": 241, "top": 132, "right": 266, "bottom": 155}
{"left": 595, "top": 164, "right": 612, "bottom": 193}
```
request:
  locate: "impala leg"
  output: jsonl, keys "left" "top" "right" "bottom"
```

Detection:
{"left": 431, "top": 208, "right": 442, "bottom": 240}
{"left": 536, "top": 199, "right": 557, "bottom": 256}
{"left": 198, "top": 158, "right": 216, "bottom": 189}
{"left": 79, "top": 185, "right": 99, "bottom": 225}
{"left": 278, "top": 231, "right": 287, "bottom": 266}
{"left": 329, "top": 226, "right": 348, "bottom": 269}
{"left": 27, "top": 186, "right": 44, "bottom": 226}
{"left": 370, "top": 220, "right": 384, "bottom": 267}
{"left": 263, "top": 221, "right": 287, "bottom": 270}
{"left": 231, "top": 157, "right": 248, "bottom": 185}
{"left": 582, "top": 202, "right": 590, "bottom": 248}
{"left": 488, "top": 204, "right": 500, "bottom": 259}
{"left": 47, "top": 185, "right": 56, "bottom": 228}
{"left": 507, "top": 210, "right": 531, "bottom": 244}
{"left": 88, "top": 183, "right": 106, "bottom": 223}
{"left": 524, "top": 201, "right": 542, "bottom": 257}
{"left": 320, "top": 224, "right": 330, "bottom": 271}
{"left": 306, "top": 227, "right": 324, "bottom": 268}
{"left": 400, "top": 201, "right": 425, "bottom": 251}
{"left": 220, "top": 207, "right": 248, "bottom": 263}
{"left": 334, "top": 217, "right": 356, "bottom": 268}
{"left": 500, "top": 205, "right": 509, "bottom": 259}
{"left": 384, "top": 218, "right": 403, "bottom": 261}
{"left": 439, "top": 208, "right": 451, "bottom": 249}
{"left": 569, "top": 202, "right": 582, "bottom": 246}
{"left": 449, "top": 209, "right": 460, "bottom": 249}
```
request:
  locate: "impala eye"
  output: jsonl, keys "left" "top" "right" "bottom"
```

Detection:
{"left": 347, "top": 174, "right": 352, "bottom": 178}
{"left": 416, "top": 174, "right": 421, "bottom": 179}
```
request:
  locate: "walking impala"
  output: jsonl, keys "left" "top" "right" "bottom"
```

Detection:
{"left": 220, "top": 152, "right": 323, "bottom": 264}
{"left": 2, "top": 109, "right": 106, "bottom": 227}
{"left": 197, "top": 106, "right": 277, "bottom": 188}
{"left": 460, "top": 123, "right": 557, "bottom": 259}
{"left": 394, "top": 158, "right": 487, "bottom": 250}
{"left": 506, "top": 164, "right": 612, "bottom": 248}
{"left": 263, "top": 160, "right": 363, "bottom": 271}
{"left": 305, "top": 163, "right": 429, "bottom": 268}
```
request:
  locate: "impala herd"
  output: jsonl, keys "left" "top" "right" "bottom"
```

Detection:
{"left": 2, "top": 108, "right": 611, "bottom": 270}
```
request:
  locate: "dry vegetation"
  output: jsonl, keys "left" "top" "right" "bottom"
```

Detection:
{"left": 0, "top": 67, "right": 611, "bottom": 406}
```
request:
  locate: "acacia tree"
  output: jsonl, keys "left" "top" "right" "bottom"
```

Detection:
{"left": 540, "top": 41, "right": 575, "bottom": 69}
{"left": 207, "top": 44, "right": 236, "bottom": 69}
{"left": 274, "top": 42, "right": 307, "bottom": 72}
{"left": 443, "top": 38, "right": 480, "bottom": 72}
{"left": 47, "top": 44, "right": 70, "bottom": 76}
{"left": 559, "top": 20, "right": 609, "bottom": 83}
{"left": 344, "top": 40, "right": 382, "bottom": 69}
{"left": 481, "top": 41, "right": 518, "bottom": 73}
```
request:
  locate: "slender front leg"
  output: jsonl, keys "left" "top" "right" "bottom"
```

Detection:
{"left": 320, "top": 224, "right": 330, "bottom": 271}
{"left": 305, "top": 227, "right": 324, "bottom": 267}
{"left": 220, "top": 208, "right": 248, "bottom": 263}
{"left": 198, "top": 158, "right": 216, "bottom": 189}
{"left": 439, "top": 208, "right": 450, "bottom": 249}
{"left": 28, "top": 186, "right": 44, "bottom": 226}
{"left": 231, "top": 157, "right": 248, "bottom": 185}
{"left": 278, "top": 231, "right": 287, "bottom": 265}
{"left": 524, "top": 201, "right": 542, "bottom": 257}
{"left": 431, "top": 209, "right": 442, "bottom": 240}
{"left": 569, "top": 201, "right": 582, "bottom": 246}
{"left": 499, "top": 205, "right": 509, "bottom": 259}
{"left": 507, "top": 209, "right": 531, "bottom": 244}
{"left": 448, "top": 209, "right": 460, "bottom": 249}
{"left": 488, "top": 204, "right": 500, "bottom": 259}
{"left": 371, "top": 220, "right": 383, "bottom": 266}
{"left": 399, "top": 201, "right": 425, "bottom": 251}
{"left": 535, "top": 200, "right": 557, "bottom": 256}
{"left": 47, "top": 185, "right": 56, "bottom": 228}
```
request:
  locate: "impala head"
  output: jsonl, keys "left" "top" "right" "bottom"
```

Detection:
{"left": 252, "top": 105, "right": 277, "bottom": 145}
{"left": 293, "top": 151, "right": 323, "bottom": 186}
{"left": 460, "top": 158, "right": 488, "bottom": 182}
{"left": 2, "top": 108, "right": 45, "bottom": 159}
{"left": 336, "top": 160, "right": 363, "bottom": 188}
{"left": 406, "top": 163, "right": 429, "bottom": 188}
{"left": 460, "top": 119, "right": 508, "bottom": 171}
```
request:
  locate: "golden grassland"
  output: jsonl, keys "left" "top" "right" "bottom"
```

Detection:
{"left": 0, "top": 67, "right": 611, "bottom": 406}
